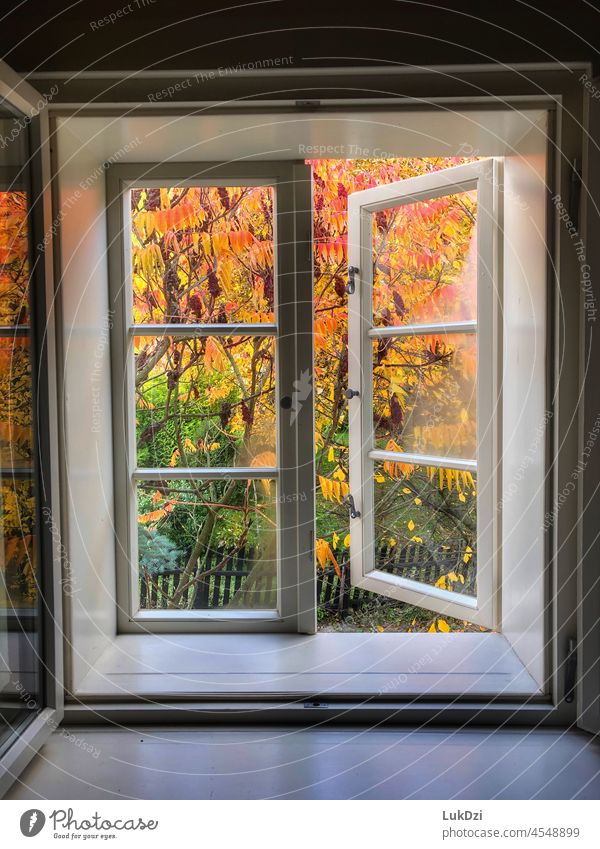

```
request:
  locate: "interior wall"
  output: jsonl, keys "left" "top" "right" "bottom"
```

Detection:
{"left": 55, "top": 106, "right": 548, "bottom": 690}
{"left": 55, "top": 129, "right": 117, "bottom": 691}
{"left": 501, "top": 118, "right": 549, "bottom": 688}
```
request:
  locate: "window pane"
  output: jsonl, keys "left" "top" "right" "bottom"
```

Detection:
{"left": 0, "top": 337, "right": 33, "bottom": 467}
{"left": 0, "top": 476, "right": 40, "bottom": 752}
{"left": 372, "top": 332, "right": 476, "bottom": 459}
{"left": 135, "top": 334, "right": 276, "bottom": 468}
{"left": 372, "top": 189, "right": 477, "bottom": 327}
{"left": 131, "top": 185, "right": 275, "bottom": 325}
{"left": 372, "top": 460, "right": 477, "bottom": 598}
{"left": 136, "top": 478, "right": 277, "bottom": 611}
{"left": 0, "top": 190, "right": 30, "bottom": 326}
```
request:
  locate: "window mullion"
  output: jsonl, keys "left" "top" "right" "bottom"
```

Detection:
{"left": 368, "top": 319, "right": 477, "bottom": 338}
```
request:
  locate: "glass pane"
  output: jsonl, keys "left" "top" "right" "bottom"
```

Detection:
{"left": 0, "top": 337, "right": 33, "bottom": 467}
{"left": 0, "top": 103, "right": 41, "bottom": 755}
{"left": 372, "top": 189, "right": 477, "bottom": 327}
{"left": 135, "top": 334, "right": 276, "bottom": 468}
{"left": 131, "top": 185, "right": 275, "bottom": 325}
{"left": 372, "top": 460, "right": 477, "bottom": 597}
{"left": 0, "top": 189, "right": 30, "bottom": 326}
{"left": 373, "top": 332, "right": 476, "bottom": 459}
{"left": 136, "top": 478, "right": 277, "bottom": 611}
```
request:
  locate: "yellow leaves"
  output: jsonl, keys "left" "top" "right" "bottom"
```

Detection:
{"left": 333, "top": 467, "right": 346, "bottom": 482}
{"left": 318, "top": 475, "right": 347, "bottom": 504}
{"left": 375, "top": 625, "right": 385, "bottom": 632}
{"left": 436, "top": 570, "right": 466, "bottom": 591}
{"left": 414, "top": 497, "right": 422, "bottom": 505}
{"left": 375, "top": 473, "right": 386, "bottom": 483}
{"left": 135, "top": 243, "right": 164, "bottom": 279}
{"left": 169, "top": 449, "right": 180, "bottom": 467}
{"left": 211, "top": 232, "right": 229, "bottom": 255}
{"left": 389, "top": 537, "right": 396, "bottom": 547}
{"left": 332, "top": 532, "right": 339, "bottom": 550}
{"left": 410, "top": 536, "right": 423, "bottom": 543}
{"left": 315, "top": 537, "right": 340, "bottom": 576}
{"left": 428, "top": 618, "right": 451, "bottom": 633}
{"left": 407, "top": 519, "right": 415, "bottom": 532}
{"left": 463, "top": 545, "right": 473, "bottom": 564}
{"left": 183, "top": 437, "right": 197, "bottom": 453}
{"left": 327, "top": 446, "right": 335, "bottom": 463}
{"left": 343, "top": 533, "right": 351, "bottom": 548}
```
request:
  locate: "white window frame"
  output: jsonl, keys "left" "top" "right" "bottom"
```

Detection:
{"left": 107, "top": 161, "right": 315, "bottom": 634}
{"left": 347, "top": 159, "right": 501, "bottom": 630}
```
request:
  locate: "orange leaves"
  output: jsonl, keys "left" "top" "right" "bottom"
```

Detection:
{"left": 250, "top": 450, "right": 277, "bottom": 469}
{"left": 203, "top": 337, "right": 224, "bottom": 371}
{"left": 138, "top": 502, "right": 174, "bottom": 525}
{"left": 316, "top": 239, "right": 346, "bottom": 265}
{"left": 316, "top": 537, "right": 340, "bottom": 577}
{"left": 228, "top": 229, "right": 254, "bottom": 253}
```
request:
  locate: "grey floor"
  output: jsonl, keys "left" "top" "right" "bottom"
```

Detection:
{"left": 5, "top": 726, "right": 600, "bottom": 799}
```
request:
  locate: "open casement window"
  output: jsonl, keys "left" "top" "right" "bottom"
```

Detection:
{"left": 108, "top": 161, "right": 314, "bottom": 633}
{"left": 347, "top": 159, "right": 500, "bottom": 630}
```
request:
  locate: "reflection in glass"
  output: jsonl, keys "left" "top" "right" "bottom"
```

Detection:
{"left": 372, "top": 460, "right": 477, "bottom": 597}
{"left": 373, "top": 332, "right": 476, "bottom": 459}
{"left": 0, "top": 105, "right": 41, "bottom": 756}
{"left": 131, "top": 185, "right": 275, "bottom": 325}
{"left": 0, "top": 190, "right": 30, "bottom": 326}
{"left": 137, "top": 478, "right": 277, "bottom": 610}
{"left": 0, "top": 338, "right": 33, "bottom": 467}
{"left": 135, "top": 335, "right": 276, "bottom": 468}
{"left": 372, "top": 190, "right": 477, "bottom": 327}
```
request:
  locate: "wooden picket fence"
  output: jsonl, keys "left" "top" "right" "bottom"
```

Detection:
{"left": 140, "top": 541, "right": 476, "bottom": 612}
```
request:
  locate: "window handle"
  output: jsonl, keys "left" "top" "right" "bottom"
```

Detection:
{"left": 343, "top": 494, "right": 361, "bottom": 519}
{"left": 345, "top": 388, "right": 359, "bottom": 400}
{"left": 346, "top": 266, "right": 359, "bottom": 295}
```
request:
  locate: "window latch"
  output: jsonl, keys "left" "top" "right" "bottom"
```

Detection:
{"left": 343, "top": 493, "right": 361, "bottom": 519}
{"left": 345, "top": 388, "right": 359, "bottom": 399}
{"left": 347, "top": 266, "right": 359, "bottom": 295}
{"left": 564, "top": 637, "right": 577, "bottom": 704}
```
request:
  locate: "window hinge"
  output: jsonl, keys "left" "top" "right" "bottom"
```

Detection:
{"left": 569, "top": 158, "right": 582, "bottom": 231}
{"left": 564, "top": 637, "right": 577, "bottom": 704}
{"left": 347, "top": 266, "right": 359, "bottom": 295}
{"left": 343, "top": 493, "right": 361, "bottom": 519}
{"left": 295, "top": 99, "right": 321, "bottom": 109}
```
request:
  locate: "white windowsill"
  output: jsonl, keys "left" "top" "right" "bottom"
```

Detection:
{"left": 74, "top": 632, "right": 541, "bottom": 701}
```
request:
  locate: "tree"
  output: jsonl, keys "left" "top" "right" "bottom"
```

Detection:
{"left": 133, "top": 160, "right": 479, "bottom": 622}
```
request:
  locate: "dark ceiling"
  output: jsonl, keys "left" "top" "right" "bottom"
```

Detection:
{"left": 2, "top": 0, "right": 600, "bottom": 75}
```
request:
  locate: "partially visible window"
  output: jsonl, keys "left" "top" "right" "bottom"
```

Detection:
{"left": 0, "top": 113, "right": 42, "bottom": 752}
